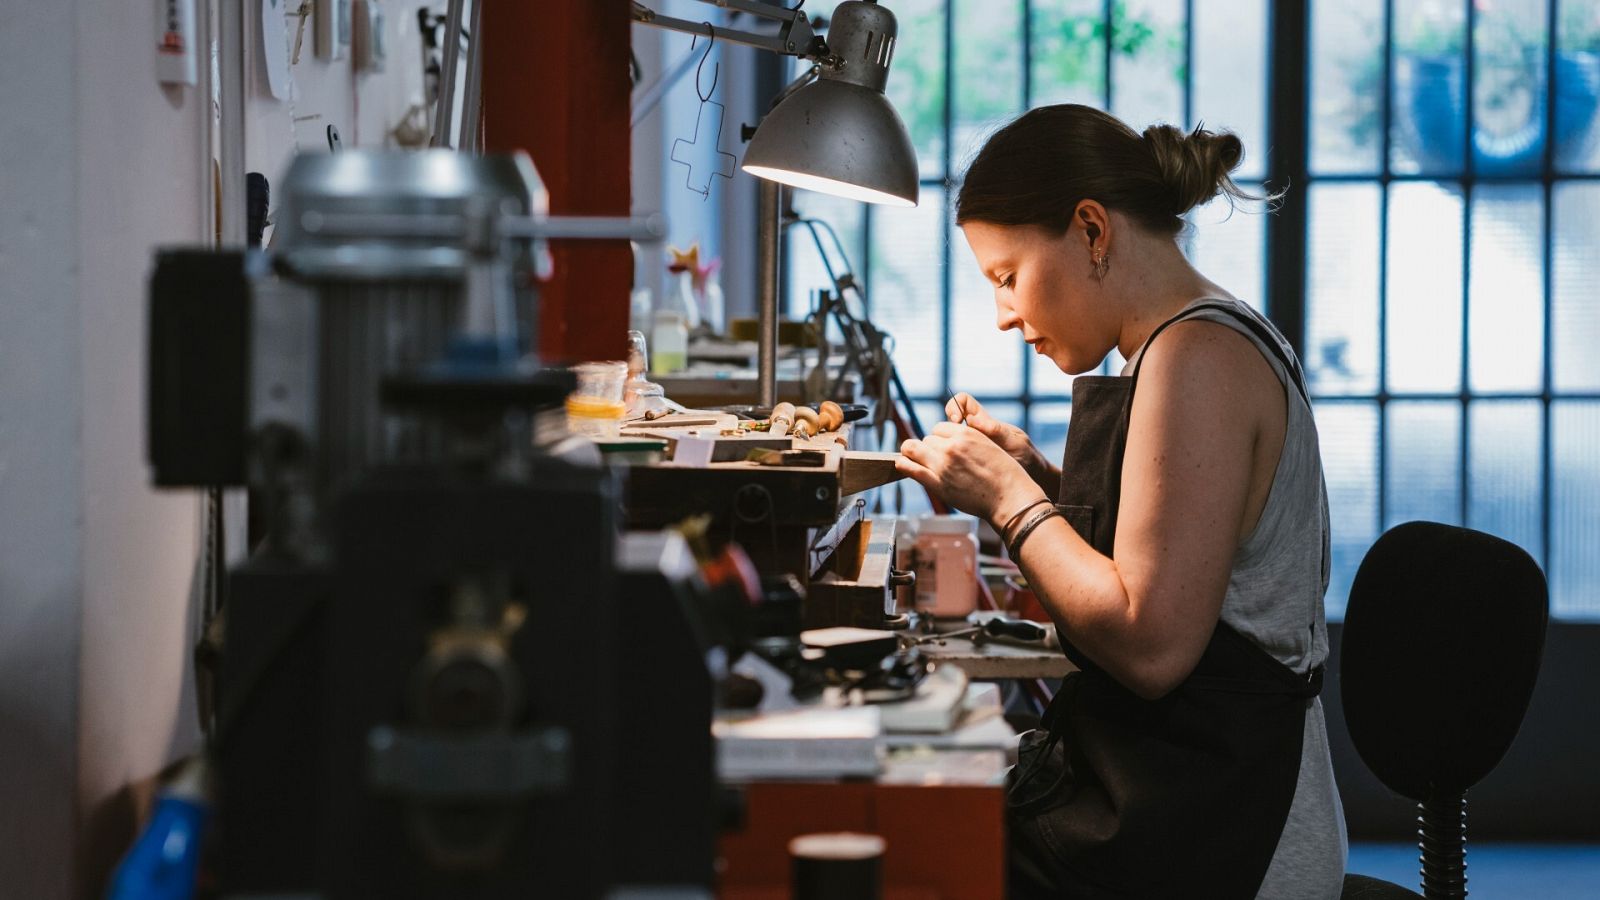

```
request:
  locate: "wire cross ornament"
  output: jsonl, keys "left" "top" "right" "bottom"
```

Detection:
{"left": 669, "top": 24, "right": 736, "bottom": 201}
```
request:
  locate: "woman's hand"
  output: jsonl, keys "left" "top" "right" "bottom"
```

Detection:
{"left": 896, "top": 421, "right": 1047, "bottom": 524}
{"left": 946, "top": 393, "right": 1058, "bottom": 493}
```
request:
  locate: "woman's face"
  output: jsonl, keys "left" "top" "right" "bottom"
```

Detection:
{"left": 959, "top": 220, "right": 1116, "bottom": 375}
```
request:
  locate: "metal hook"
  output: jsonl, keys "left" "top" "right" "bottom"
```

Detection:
{"left": 691, "top": 23, "right": 719, "bottom": 102}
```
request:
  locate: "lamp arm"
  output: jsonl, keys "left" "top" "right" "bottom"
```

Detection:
{"left": 630, "top": 1, "right": 826, "bottom": 60}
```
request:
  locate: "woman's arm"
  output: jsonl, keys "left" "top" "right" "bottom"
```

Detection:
{"left": 900, "top": 321, "right": 1276, "bottom": 700}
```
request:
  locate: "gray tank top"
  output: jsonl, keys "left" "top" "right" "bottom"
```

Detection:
{"left": 1125, "top": 298, "right": 1348, "bottom": 899}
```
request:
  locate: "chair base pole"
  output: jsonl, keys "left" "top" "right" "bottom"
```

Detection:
{"left": 1418, "top": 792, "right": 1468, "bottom": 899}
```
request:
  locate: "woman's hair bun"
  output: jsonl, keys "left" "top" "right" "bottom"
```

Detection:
{"left": 1141, "top": 123, "right": 1245, "bottom": 217}
{"left": 956, "top": 104, "right": 1274, "bottom": 237}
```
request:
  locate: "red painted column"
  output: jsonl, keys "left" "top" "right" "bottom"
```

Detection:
{"left": 482, "top": 0, "right": 632, "bottom": 363}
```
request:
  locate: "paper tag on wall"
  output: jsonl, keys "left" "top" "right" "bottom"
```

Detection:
{"left": 261, "top": 0, "right": 293, "bottom": 100}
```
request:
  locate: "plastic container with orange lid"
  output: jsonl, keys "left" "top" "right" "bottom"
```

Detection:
{"left": 566, "top": 361, "right": 628, "bottom": 439}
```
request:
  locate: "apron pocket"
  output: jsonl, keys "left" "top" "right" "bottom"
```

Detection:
{"left": 1056, "top": 504, "right": 1096, "bottom": 545}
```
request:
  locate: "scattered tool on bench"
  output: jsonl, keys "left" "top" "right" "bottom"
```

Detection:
{"left": 911, "top": 616, "right": 1049, "bottom": 646}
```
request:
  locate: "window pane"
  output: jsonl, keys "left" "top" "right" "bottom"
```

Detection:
{"left": 1553, "top": 182, "right": 1600, "bottom": 391}
{"left": 1391, "top": 0, "right": 1467, "bottom": 175}
{"left": 871, "top": 186, "right": 946, "bottom": 396}
{"left": 1468, "top": 184, "right": 1544, "bottom": 394}
{"left": 1554, "top": 0, "right": 1600, "bottom": 173}
{"left": 1192, "top": 0, "right": 1268, "bottom": 181}
{"left": 1031, "top": 0, "right": 1107, "bottom": 108}
{"left": 1030, "top": 402, "right": 1073, "bottom": 467}
{"left": 952, "top": 0, "right": 1023, "bottom": 168}
{"left": 1310, "top": 0, "right": 1385, "bottom": 175}
{"left": 1307, "top": 183, "right": 1382, "bottom": 396}
{"left": 786, "top": 193, "right": 865, "bottom": 320}
{"left": 885, "top": 0, "right": 948, "bottom": 180}
{"left": 1468, "top": 400, "right": 1543, "bottom": 563}
{"left": 949, "top": 219, "right": 1024, "bottom": 394}
{"left": 1472, "top": 0, "right": 1549, "bottom": 177}
{"left": 1110, "top": 0, "right": 1186, "bottom": 130}
{"left": 1387, "top": 181, "right": 1464, "bottom": 394}
{"left": 1185, "top": 182, "right": 1266, "bottom": 313}
{"left": 1385, "top": 400, "right": 1462, "bottom": 530}
{"left": 1316, "top": 401, "right": 1381, "bottom": 619}
{"left": 1552, "top": 400, "right": 1600, "bottom": 619}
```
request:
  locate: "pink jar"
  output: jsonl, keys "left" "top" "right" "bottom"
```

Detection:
{"left": 912, "top": 515, "right": 978, "bottom": 618}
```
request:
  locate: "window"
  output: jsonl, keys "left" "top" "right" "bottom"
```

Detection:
{"left": 781, "top": 0, "right": 1600, "bottom": 620}
{"left": 1307, "top": 0, "right": 1600, "bottom": 619}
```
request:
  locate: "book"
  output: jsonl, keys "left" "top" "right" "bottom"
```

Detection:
{"left": 713, "top": 705, "right": 882, "bottom": 781}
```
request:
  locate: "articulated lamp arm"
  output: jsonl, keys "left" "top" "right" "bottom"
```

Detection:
{"left": 630, "top": 0, "right": 828, "bottom": 60}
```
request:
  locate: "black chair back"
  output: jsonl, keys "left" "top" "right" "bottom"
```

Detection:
{"left": 1340, "top": 521, "right": 1548, "bottom": 899}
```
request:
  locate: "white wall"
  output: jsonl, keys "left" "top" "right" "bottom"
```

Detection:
{"left": 246, "top": 0, "right": 447, "bottom": 215}
{"left": 0, "top": 1, "right": 88, "bottom": 894}
{"left": 0, "top": 1, "right": 446, "bottom": 894}
{"left": 72, "top": 1, "right": 210, "bottom": 886}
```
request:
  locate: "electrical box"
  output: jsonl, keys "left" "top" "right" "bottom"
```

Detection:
{"left": 352, "top": 0, "right": 386, "bottom": 73}
{"left": 315, "top": 0, "right": 351, "bottom": 60}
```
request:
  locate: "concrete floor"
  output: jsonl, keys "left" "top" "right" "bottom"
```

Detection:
{"left": 1346, "top": 842, "right": 1600, "bottom": 898}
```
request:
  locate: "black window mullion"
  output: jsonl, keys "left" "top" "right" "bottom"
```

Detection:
{"left": 1540, "top": 0, "right": 1559, "bottom": 575}
{"left": 1103, "top": 0, "right": 1114, "bottom": 110}
{"left": 1182, "top": 0, "right": 1194, "bottom": 129}
{"left": 1460, "top": 0, "right": 1477, "bottom": 529}
{"left": 940, "top": 2, "right": 955, "bottom": 403}
{"left": 1021, "top": 0, "right": 1034, "bottom": 108}
{"left": 860, "top": 205, "right": 873, "bottom": 319}
{"left": 1373, "top": 0, "right": 1394, "bottom": 533}
{"left": 1020, "top": 0, "right": 1034, "bottom": 433}
{"left": 1309, "top": 171, "right": 1600, "bottom": 183}
{"left": 1265, "top": 0, "right": 1308, "bottom": 353}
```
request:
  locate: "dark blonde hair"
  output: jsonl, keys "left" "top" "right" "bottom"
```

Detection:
{"left": 955, "top": 104, "right": 1263, "bottom": 236}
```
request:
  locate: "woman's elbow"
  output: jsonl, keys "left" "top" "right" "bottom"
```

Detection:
{"left": 1118, "top": 654, "right": 1198, "bottom": 701}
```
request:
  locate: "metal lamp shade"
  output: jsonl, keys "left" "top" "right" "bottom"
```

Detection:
{"left": 741, "top": 78, "right": 920, "bottom": 208}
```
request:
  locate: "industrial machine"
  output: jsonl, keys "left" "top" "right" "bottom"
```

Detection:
{"left": 148, "top": 150, "right": 716, "bottom": 898}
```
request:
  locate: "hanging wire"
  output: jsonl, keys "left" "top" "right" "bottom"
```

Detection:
{"left": 691, "top": 23, "right": 719, "bottom": 101}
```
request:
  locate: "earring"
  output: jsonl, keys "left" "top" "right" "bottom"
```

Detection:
{"left": 1093, "top": 251, "right": 1111, "bottom": 282}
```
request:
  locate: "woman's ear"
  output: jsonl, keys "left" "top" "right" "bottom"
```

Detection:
{"left": 1073, "top": 200, "right": 1111, "bottom": 252}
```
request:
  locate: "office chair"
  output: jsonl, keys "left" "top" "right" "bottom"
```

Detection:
{"left": 1338, "top": 522, "right": 1548, "bottom": 900}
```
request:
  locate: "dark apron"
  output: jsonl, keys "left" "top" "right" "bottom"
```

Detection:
{"left": 1007, "top": 302, "right": 1324, "bottom": 899}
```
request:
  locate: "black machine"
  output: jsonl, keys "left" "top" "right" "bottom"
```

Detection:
{"left": 149, "top": 151, "right": 716, "bottom": 898}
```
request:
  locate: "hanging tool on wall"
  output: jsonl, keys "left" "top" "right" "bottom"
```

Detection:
{"left": 668, "top": 24, "right": 736, "bottom": 200}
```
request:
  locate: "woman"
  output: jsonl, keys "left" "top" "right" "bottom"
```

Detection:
{"left": 895, "top": 105, "right": 1346, "bottom": 899}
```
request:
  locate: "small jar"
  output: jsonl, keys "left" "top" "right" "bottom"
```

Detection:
{"left": 912, "top": 515, "right": 978, "bottom": 618}
{"left": 566, "top": 360, "right": 628, "bottom": 439}
{"left": 623, "top": 330, "right": 666, "bottom": 416}
{"left": 651, "top": 310, "right": 688, "bottom": 375}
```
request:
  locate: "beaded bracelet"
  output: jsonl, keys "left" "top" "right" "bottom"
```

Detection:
{"left": 1007, "top": 506, "right": 1061, "bottom": 561}
{"left": 999, "top": 497, "right": 1052, "bottom": 539}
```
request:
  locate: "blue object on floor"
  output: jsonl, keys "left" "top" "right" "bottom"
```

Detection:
{"left": 1347, "top": 843, "right": 1600, "bottom": 899}
{"left": 104, "top": 762, "right": 209, "bottom": 900}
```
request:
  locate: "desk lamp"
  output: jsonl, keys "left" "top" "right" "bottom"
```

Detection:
{"left": 633, "top": 0, "right": 920, "bottom": 407}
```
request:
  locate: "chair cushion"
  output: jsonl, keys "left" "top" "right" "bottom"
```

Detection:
{"left": 1341, "top": 521, "right": 1547, "bottom": 799}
